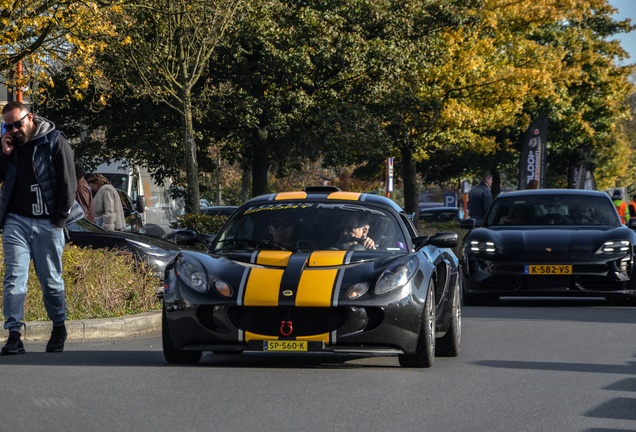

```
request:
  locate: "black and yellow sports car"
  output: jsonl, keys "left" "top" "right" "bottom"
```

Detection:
{"left": 162, "top": 186, "right": 461, "bottom": 367}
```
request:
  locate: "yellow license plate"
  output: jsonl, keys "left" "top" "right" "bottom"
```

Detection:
{"left": 525, "top": 265, "right": 572, "bottom": 275}
{"left": 263, "top": 341, "right": 308, "bottom": 352}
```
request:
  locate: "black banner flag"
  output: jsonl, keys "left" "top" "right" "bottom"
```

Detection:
{"left": 519, "top": 115, "right": 548, "bottom": 189}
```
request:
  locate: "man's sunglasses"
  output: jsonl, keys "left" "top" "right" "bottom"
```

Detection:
{"left": 271, "top": 222, "right": 292, "bottom": 229}
{"left": 3, "top": 113, "right": 29, "bottom": 131}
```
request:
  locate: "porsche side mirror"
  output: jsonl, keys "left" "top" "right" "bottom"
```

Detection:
{"left": 174, "top": 230, "right": 198, "bottom": 246}
{"left": 428, "top": 232, "right": 459, "bottom": 248}
{"left": 460, "top": 218, "right": 476, "bottom": 230}
{"left": 629, "top": 218, "right": 636, "bottom": 229}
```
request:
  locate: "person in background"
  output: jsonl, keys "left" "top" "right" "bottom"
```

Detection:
{"left": 468, "top": 172, "right": 493, "bottom": 227}
{"left": 629, "top": 194, "right": 636, "bottom": 222}
{"left": 526, "top": 179, "right": 539, "bottom": 189}
{"left": 87, "top": 173, "right": 125, "bottom": 231}
{"left": 612, "top": 190, "right": 630, "bottom": 225}
{"left": 74, "top": 160, "right": 95, "bottom": 223}
{"left": 0, "top": 101, "right": 76, "bottom": 355}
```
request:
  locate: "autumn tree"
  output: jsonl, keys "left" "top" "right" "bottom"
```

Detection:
{"left": 416, "top": 0, "right": 635, "bottom": 195}
{"left": 0, "top": 0, "right": 123, "bottom": 100}
{"left": 89, "top": 0, "right": 243, "bottom": 213}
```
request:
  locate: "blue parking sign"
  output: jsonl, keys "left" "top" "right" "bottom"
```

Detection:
{"left": 444, "top": 193, "right": 456, "bottom": 208}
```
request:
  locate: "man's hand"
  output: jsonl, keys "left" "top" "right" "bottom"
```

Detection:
{"left": 362, "top": 236, "right": 376, "bottom": 249}
{"left": 1, "top": 132, "right": 14, "bottom": 155}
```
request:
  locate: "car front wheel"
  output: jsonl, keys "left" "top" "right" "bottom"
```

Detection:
{"left": 436, "top": 276, "right": 461, "bottom": 357}
{"left": 399, "top": 280, "right": 435, "bottom": 368}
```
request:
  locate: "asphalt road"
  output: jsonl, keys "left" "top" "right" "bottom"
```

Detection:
{"left": 1, "top": 297, "right": 635, "bottom": 432}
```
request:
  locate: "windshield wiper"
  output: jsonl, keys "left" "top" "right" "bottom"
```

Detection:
{"left": 216, "top": 238, "right": 299, "bottom": 253}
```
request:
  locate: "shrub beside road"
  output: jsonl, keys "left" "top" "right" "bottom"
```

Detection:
{"left": 0, "top": 245, "right": 161, "bottom": 322}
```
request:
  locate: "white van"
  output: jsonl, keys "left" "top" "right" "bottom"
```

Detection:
{"left": 92, "top": 161, "right": 185, "bottom": 237}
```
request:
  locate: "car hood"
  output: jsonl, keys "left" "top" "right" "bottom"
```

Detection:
{"left": 470, "top": 226, "right": 631, "bottom": 256}
{"left": 168, "top": 249, "right": 413, "bottom": 306}
{"left": 68, "top": 228, "right": 182, "bottom": 252}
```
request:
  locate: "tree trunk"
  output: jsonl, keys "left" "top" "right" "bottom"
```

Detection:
{"left": 402, "top": 144, "right": 419, "bottom": 222}
{"left": 216, "top": 152, "right": 222, "bottom": 205}
{"left": 182, "top": 89, "right": 200, "bottom": 214}
{"left": 241, "top": 168, "right": 252, "bottom": 203}
{"left": 491, "top": 169, "right": 501, "bottom": 199}
{"left": 251, "top": 127, "right": 270, "bottom": 197}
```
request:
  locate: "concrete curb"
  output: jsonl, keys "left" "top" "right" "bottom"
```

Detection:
{"left": 0, "top": 311, "right": 161, "bottom": 342}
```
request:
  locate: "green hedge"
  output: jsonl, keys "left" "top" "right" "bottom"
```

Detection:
{"left": 0, "top": 244, "right": 161, "bottom": 322}
{"left": 177, "top": 214, "right": 229, "bottom": 235}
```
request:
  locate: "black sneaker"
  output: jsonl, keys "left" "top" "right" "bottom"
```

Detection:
{"left": 46, "top": 324, "right": 67, "bottom": 353}
{"left": 1, "top": 331, "right": 25, "bottom": 355}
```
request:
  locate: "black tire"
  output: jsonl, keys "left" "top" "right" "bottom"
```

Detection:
{"left": 162, "top": 308, "right": 202, "bottom": 364}
{"left": 436, "top": 276, "right": 461, "bottom": 357}
{"left": 606, "top": 296, "right": 636, "bottom": 306}
{"left": 399, "top": 281, "right": 436, "bottom": 368}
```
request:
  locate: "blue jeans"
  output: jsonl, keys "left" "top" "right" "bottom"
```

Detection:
{"left": 2, "top": 214, "right": 67, "bottom": 332}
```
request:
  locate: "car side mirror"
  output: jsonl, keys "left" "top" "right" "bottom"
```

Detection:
{"left": 428, "top": 232, "right": 459, "bottom": 248}
{"left": 412, "top": 236, "right": 430, "bottom": 251}
{"left": 460, "top": 218, "right": 476, "bottom": 230}
{"left": 174, "top": 230, "right": 198, "bottom": 246}
{"left": 136, "top": 195, "right": 147, "bottom": 213}
{"left": 629, "top": 218, "right": 636, "bottom": 229}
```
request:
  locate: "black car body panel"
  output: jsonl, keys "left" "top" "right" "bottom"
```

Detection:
{"left": 163, "top": 188, "right": 461, "bottom": 365}
{"left": 66, "top": 219, "right": 181, "bottom": 280}
{"left": 462, "top": 189, "right": 636, "bottom": 303}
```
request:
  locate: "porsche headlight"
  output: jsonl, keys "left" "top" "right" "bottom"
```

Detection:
{"left": 374, "top": 257, "right": 418, "bottom": 296}
{"left": 176, "top": 260, "right": 208, "bottom": 292}
{"left": 596, "top": 240, "right": 630, "bottom": 254}
{"left": 469, "top": 241, "right": 496, "bottom": 254}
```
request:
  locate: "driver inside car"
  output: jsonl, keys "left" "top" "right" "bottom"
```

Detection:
{"left": 338, "top": 216, "right": 376, "bottom": 250}
{"left": 267, "top": 214, "right": 294, "bottom": 247}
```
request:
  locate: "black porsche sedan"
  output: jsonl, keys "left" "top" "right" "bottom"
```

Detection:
{"left": 461, "top": 189, "right": 636, "bottom": 305}
{"left": 162, "top": 186, "right": 462, "bottom": 367}
{"left": 66, "top": 219, "right": 181, "bottom": 281}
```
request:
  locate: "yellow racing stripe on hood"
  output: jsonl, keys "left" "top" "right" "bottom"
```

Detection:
{"left": 275, "top": 192, "right": 307, "bottom": 200}
{"left": 307, "top": 251, "right": 347, "bottom": 267}
{"left": 243, "top": 268, "right": 284, "bottom": 306}
{"left": 327, "top": 191, "right": 361, "bottom": 200}
{"left": 256, "top": 251, "right": 291, "bottom": 267}
{"left": 296, "top": 269, "right": 338, "bottom": 307}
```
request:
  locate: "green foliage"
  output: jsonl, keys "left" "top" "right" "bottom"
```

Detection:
{"left": 0, "top": 245, "right": 161, "bottom": 322}
{"left": 177, "top": 214, "right": 229, "bottom": 235}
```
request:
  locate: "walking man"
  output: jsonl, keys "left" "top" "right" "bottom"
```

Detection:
{"left": 468, "top": 172, "right": 493, "bottom": 227}
{"left": 0, "top": 102, "right": 77, "bottom": 355}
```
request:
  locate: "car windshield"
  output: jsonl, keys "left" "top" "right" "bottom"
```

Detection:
{"left": 484, "top": 194, "right": 620, "bottom": 227}
{"left": 213, "top": 202, "right": 409, "bottom": 253}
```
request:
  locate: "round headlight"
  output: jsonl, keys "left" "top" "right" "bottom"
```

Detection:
{"left": 177, "top": 261, "right": 208, "bottom": 292}
{"left": 374, "top": 257, "right": 418, "bottom": 296}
